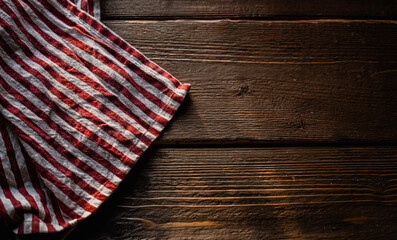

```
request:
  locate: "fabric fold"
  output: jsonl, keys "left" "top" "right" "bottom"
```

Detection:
{"left": 0, "top": 0, "right": 190, "bottom": 234}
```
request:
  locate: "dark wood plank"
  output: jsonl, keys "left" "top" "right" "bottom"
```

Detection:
{"left": 65, "top": 147, "right": 397, "bottom": 239}
{"left": 101, "top": 0, "right": 397, "bottom": 19}
{"left": 103, "top": 20, "right": 397, "bottom": 144}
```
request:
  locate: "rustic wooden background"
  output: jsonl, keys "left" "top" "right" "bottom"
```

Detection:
{"left": 6, "top": 0, "right": 397, "bottom": 239}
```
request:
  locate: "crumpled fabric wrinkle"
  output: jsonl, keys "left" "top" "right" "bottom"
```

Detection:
{"left": 0, "top": 0, "right": 189, "bottom": 235}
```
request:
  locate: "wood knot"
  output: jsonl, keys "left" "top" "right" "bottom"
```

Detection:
{"left": 235, "top": 84, "right": 251, "bottom": 96}
{"left": 286, "top": 120, "right": 307, "bottom": 129}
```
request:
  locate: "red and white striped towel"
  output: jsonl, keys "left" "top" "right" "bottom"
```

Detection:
{"left": 0, "top": 0, "right": 190, "bottom": 235}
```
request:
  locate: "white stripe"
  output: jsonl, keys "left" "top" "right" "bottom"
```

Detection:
{"left": 38, "top": 179, "right": 71, "bottom": 231}
{"left": 19, "top": 1, "right": 163, "bottom": 135}
{"left": 36, "top": 174, "right": 89, "bottom": 218}
{"left": 0, "top": 84, "right": 117, "bottom": 193}
{"left": 30, "top": 0, "right": 178, "bottom": 122}
{"left": 2, "top": 1, "right": 158, "bottom": 142}
{"left": 5, "top": 123, "right": 50, "bottom": 233}
{"left": 0, "top": 65, "right": 131, "bottom": 175}
{"left": 93, "top": 0, "right": 101, "bottom": 20}
{"left": 0, "top": 141, "right": 19, "bottom": 221}
{"left": 22, "top": 213, "right": 32, "bottom": 234}
{"left": 73, "top": 0, "right": 82, "bottom": 7}
{"left": 0, "top": 51, "right": 137, "bottom": 171}
{"left": 37, "top": 0, "right": 185, "bottom": 111}
{"left": 20, "top": 141, "right": 103, "bottom": 214}
{"left": 0, "top": 191, "right": 14, "bottom": 218}
{"left": 0, "top": 76, "right": 130, "bottom": 177}
{"left": 0, "top": 67, "right": 130, "bottom": 175}
{"left": 0, "top": 108, "right": 111, "bottom": 208}
{"left": 0, "top": 186, "right": 16, "bottom": 224}
{"left": 0, "top": 128, "right": 37, "bottom": 233}
{"left": 21, "top": 1, "right": 170, "bottom": 131}
{"left": 0, "top": 103, "right": 113, "bottom": 202}
{"left": 0, "top": 0, "right": 188, "bottom": 235}
{"left": 38, "top": 219, "right": 48, "bottom": 232}
{"left": 0, "top": 128, "right": 21, "bottom": 234}
{"left": 0, "top": 45, "right": 141, "bottom": 165}
{"left": 72, "top": 0, "right": 100, "bottom": 20}
{"left": 0, "top": 11, "right": 149, "bottom": 154}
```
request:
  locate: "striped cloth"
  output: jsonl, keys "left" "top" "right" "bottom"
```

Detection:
{"left": 0, "top": 0, "right": 190, "bottom": 235}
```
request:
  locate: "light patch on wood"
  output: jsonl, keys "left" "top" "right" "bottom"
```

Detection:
{"left": 343, "top": 216, "right": 378, "bottom": 224}
{"left": 157, "top": 221, "right": 222, "bottom": 229}
{"left": 371, "top": 69, "right": 397, "bottom": 78}
{"left": 120, "top": 218, "right": 222, "bottom": 229}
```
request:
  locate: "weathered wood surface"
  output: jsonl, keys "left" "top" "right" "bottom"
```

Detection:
{"left": 103, "top": 20, "right": 397, "bottom": 144}
{"left": 101, "top": 0, "right": 397, "bottom": 19}
{"left": 58, "top": 147, "right": 397, "bottom": 239}
{"left": 9, "top": 147, "right": 397, "bottom": 240}
{"left": 3, "top": 2, "right": 397, "bottom": 240}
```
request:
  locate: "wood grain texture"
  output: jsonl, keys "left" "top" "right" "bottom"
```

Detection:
{"left": 103, "top": 20, "right": 397, "bottom": 144}
{"left": 60, "top": 147, "right": 397, "bottom": 240}
{"left": 100, "top": 0, "right": 397, "bottom": 19}
{"left": 0, "top": 1, "right": 395, "bottom": 240}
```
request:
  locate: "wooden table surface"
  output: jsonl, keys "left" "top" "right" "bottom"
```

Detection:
{"left": 6, "top": 0, "right": 397, "bottom": 239}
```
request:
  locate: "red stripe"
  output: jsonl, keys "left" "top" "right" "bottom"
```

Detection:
{"left": 0, "top": 16, "right": 145, "bottom": 157}
{"left": 56, "top": 200, "right": 81, "bottom": 221}
{"left": 63, "top": 1, "right": 185, "bottom": 90}
{"left": 0, "top": 38, "right": 126, "bottom": 191}
{"left": 0, "top": 40, "right": 137, "bottom": 172}
{"left": 3, "top": 120, "right": 98, "bottom": 215}
{"left": 18, "top": 220, "right": 24, "bottom": 234}
{"left": 0, "top": 43, "right": 141, "bottom": 169}
{"left": 0, "top": 4, "right": 154, "bottom": 147}
{"left": 0, "top": 91, "right": 115, "bottom": 196}
{"left": 0, "top": 93, "right": 113, "bottom": 202}
{"left": 42, "top": 0, "right": 186, "bottom": 113}
{"left": 21, "top": 0, "right": 178, "bottom": 123}
{"left": 13, "top": 0, "right": 167, "bottom": 133}
{"left": 0, "top": 119, "right": 42, "bottom": 233}
{"left": 76, "top": 7, "right": 188, "bottom": 92}
{"left": 1, "top": 118, "right": 55, "bottom": 232}
{"left": 0, "top": 54, "right": 134, "bottom": 178}
{"left": 3, "top": 115, "right": 58, "bottom": 231}
{"left": 0, "top": 20, "right": 135, "bottom": 176}
{"left": 0, "top": 197, "right": 15, "bottom": 225}
{"left": 0, "top": 117, "right": 25, "bottom": 223}
{"left": 0, "top": 70, "right": 128, "bottom": 182}
{"left": 20, "top": 144, "right": 66, "bottom": 229}
{"left": 40, "top": 0, "right": 187, "bottom": 103}
{"left": 32, "top": 160, "right": 97, "bottom": 215}
{"left": 31, "top": 215, "right": 40, "bottom": 232}
{"left": 80, "top": 0, "right": 87, "bottom": 12}
{"left": 87, "top": 0, "right": 94, "bottom": 16}
{"left": 20, "top": 146, "right": 58, "bottom": 232}
{"left": 0, "top": 0, "right": 190, "bottom": 234}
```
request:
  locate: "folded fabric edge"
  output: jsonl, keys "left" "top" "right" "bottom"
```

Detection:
{"left": 11, "top": 83, "right": 190, "bottom": 237}
{"left": 63, "top": 82, "right": 190, "bottom": 236}
{"left": 7, "top": 0, "right": 191, "bottom": 236}
{"left": 48, "top": 0, "right": 191, "bottom": 235}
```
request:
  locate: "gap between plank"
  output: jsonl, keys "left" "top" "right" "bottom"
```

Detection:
{"left": 152, "top": 141, "right": 397, "bottom": 148}
{"left": 101, "top": 16, "right": 397, "bottom": 22}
